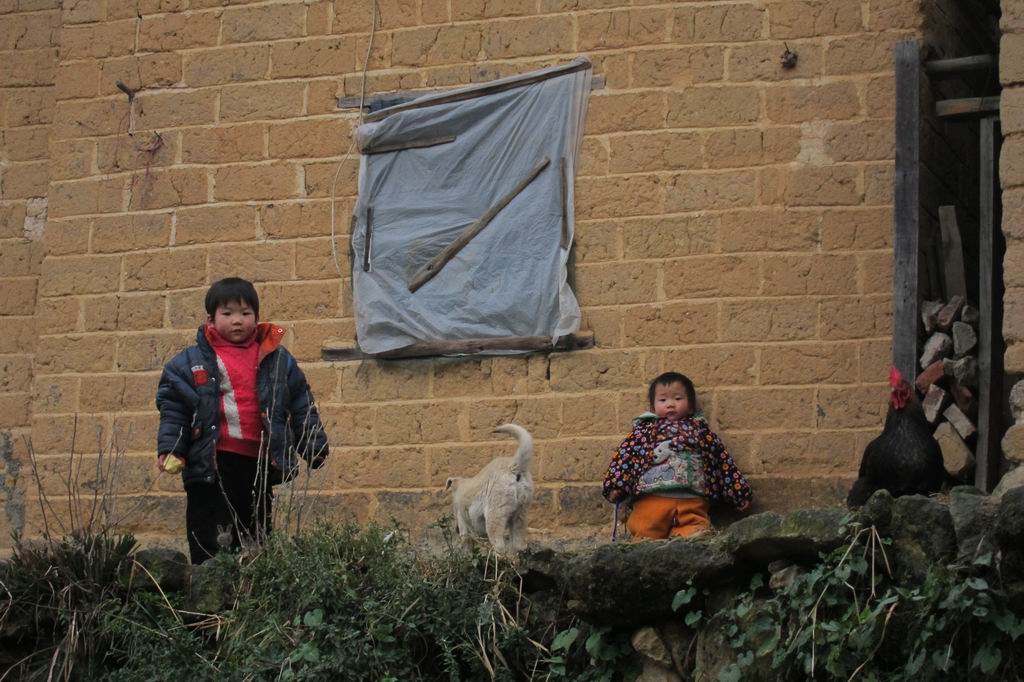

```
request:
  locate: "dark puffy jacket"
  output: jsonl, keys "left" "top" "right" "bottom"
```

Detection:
{"left": 156, "top": 323, "right": 329, "bottom": 487}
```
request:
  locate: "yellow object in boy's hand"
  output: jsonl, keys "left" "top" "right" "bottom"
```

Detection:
{"left": 163, "top": 455, "right": 184, "bottom": 474}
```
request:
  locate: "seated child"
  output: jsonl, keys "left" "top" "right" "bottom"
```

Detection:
{"left": 602, "top": 372, "right": 751, "bottom": 538}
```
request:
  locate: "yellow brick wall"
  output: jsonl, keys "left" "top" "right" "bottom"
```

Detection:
{"left": 0, "top": 0, "right": 57, "bottom": 543}
{"left": 1003, "top": 0, "right": 1024, "bottom": 373}
{"left": 1, "top": 0, "right": 928, "bottom": 547}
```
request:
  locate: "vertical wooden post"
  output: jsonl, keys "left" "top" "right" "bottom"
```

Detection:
{"left": 559, "top": 157, "right": 570, "bottom": 249}
{"left": 362, "top": 206, "right": 374, "bottom": 272}
{"left": 893, "top": 41, "right": 921, "bottom": 382}
{"left": 976, "top": 116, "right": 1003, "bottom": 492}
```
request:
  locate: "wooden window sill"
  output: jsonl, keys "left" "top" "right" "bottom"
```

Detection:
{"left": 321, "top": 330, "right": 594, "bottom": 361}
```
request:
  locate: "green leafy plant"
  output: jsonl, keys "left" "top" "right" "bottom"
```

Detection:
{"left": 3, "top": 422, "right": 641, "bottom": 680}
{"left": 674, "top": 523, "right": 1024, "bottom": 681}
{"left": 543, "top": 623, "right": 639, "bottom": 682}
{"left": 3, "top": 497, "right": 651, "bottom": 682}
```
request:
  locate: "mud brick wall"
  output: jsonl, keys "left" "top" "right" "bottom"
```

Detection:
{"left": 0, "top": 0, "right": 58, "bottom": 543}
{"left": 1003, "top": 0, "right": 1024, "bottom": 374}
{"left": 0, "top": 0, "right": 928, "bottom": 549}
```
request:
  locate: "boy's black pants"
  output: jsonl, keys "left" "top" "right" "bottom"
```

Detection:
{"left": 185, "top": 451, "right": 273, "bottom": 564}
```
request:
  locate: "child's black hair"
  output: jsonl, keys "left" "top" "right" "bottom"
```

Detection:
{"left": 648, "top": 371, "right": 697, "bottom": 412}
{"left": 205, "top": 277, "right": 260, "bottom": 318}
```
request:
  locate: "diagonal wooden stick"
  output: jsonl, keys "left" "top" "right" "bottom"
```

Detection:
{"left": 407, "top": 156, "right": 551, "bottom": 293}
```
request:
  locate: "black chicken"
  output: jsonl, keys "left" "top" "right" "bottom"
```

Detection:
{"left": 846, "top": 367, "right": 946, "bottom": 508}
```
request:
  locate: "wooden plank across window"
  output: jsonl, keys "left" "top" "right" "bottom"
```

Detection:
{"left": 361, "top": 134, "right": 457, "bottom": 155}
{"left": 338, "top": 72, "right": 605, "bottom": 115}
{"left": 321, "top": 331, "right": 595, "bottom": 361}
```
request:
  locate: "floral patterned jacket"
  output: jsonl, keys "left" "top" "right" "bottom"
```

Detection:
{"left": 602, "top": 413, "right": 752, "bottom": 508}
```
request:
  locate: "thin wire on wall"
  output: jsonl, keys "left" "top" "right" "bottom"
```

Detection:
{"left": 329, "top": 0, "right": 379, "bottom": 278}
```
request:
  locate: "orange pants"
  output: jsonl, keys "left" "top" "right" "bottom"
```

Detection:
{"left": 626, "top": 495, "right": 710, "bottom": 539}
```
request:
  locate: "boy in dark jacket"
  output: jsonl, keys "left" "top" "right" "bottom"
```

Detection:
{"left": 156, "top": 277, "right": 329, "bottom": 563}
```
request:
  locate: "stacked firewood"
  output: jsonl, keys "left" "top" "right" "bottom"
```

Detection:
{"left": 915, "top": 295, "right": 979, "bottom": 481}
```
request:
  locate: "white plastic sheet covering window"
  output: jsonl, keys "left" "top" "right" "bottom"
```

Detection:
{"left": 350, "top": 58, "right": 592, "bottom": 355}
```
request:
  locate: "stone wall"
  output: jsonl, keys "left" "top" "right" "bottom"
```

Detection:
{"left": 0, "top": 0, "right": 927, "bottom": 549}
{"left": 522, "top": 486, "right": 1024, "bottom": 680}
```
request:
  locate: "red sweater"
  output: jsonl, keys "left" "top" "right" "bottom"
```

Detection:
{"left": 206, "top": 325, "right": 263, "bottom": 457}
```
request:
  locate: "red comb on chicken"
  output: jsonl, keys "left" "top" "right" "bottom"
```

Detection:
{"left": 889, "top": 367, "right": 911, "bottom": 409}
{"left": 847, "top": 367, "right": 946, "bottom": 507}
